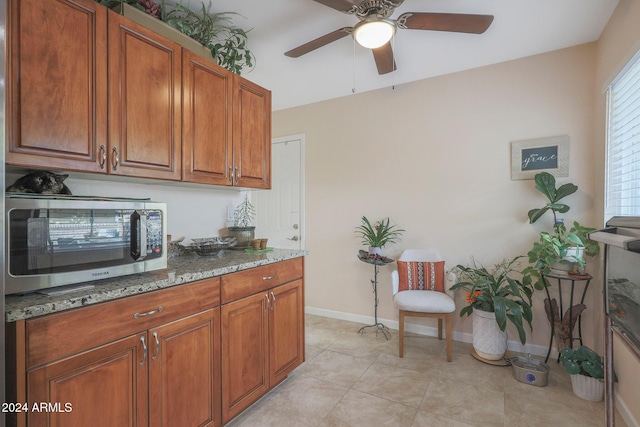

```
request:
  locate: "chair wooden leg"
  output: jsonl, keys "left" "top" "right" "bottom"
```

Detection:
{"left": 437, "top": 318, "right": 443, "bottom": 340}
{"left": 399, "top": 311, "right": 405, "bottom": 358}
{"left": 445, "top": 313, "right": 452, "bottom": 362}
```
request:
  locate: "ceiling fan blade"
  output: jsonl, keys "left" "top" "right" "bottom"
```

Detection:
{"left": 372, "top": 42, "right": 396, "bottom": 75}
{"left": 397, "top": 12, "right": 494, "bottom": 34}
{"left": 312, "top": 0, "right": 362, "bottom": 13}
{"left": 285, "top": 27, "right": 352, "bottom": 58}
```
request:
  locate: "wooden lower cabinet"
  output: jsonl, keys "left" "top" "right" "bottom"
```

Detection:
{"left": 269, "top": 280, "right": 305, "bottom": 386}
{"left": 27, "top": 333, "right": 148, "bottom": 427}
{"left": 221, "top": 279, "right": 304, "bottom": 423}
{"left": 149, "top": 309, "right": 221, "bottom": 427}
{"left": 23, "top": 308, "right": 221, "bottom": 427}
{"left": 8, "top": 259, "right": 305, "bottom": 427}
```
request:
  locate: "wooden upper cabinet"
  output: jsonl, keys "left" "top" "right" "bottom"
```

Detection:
{"left": 108, "top": 9, "right": 182, "bottom": 180}
{"left": 7, "top": 0, "right": 108, "bottom": 172}
{"left": 233, "top": 76, "right": 272, "bottom": 189}
{"left": 182, "top": 50, "right": 233, "bottom": 185}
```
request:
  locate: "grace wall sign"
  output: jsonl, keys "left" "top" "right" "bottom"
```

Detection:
{"left": 510, "top": 135, "right": 570, "bottom": 180}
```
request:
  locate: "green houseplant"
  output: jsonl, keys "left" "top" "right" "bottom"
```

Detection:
{"left": 450, "top": 257, "right": 535, "bottom": 356}
{"left": 524, "top": 172, "right": 599, "bottom": 288}
{"left": 163, "top": 2, "right": 254, "bottom": 74}
{"left": 102, "top": 0, "right": 254, "bottom": 74}
{"left": 559, "top": 345, "right": 605, "bottom": 401}
{"left": 355, "top": 216, "right": 404, "bottom": 254}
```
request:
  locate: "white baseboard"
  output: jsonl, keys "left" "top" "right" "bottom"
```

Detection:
{"left": 616, "top": 393, "right": 640, "bottom": 427}
{"left": 304, "top": 306, "right": 558, "bottom": 359}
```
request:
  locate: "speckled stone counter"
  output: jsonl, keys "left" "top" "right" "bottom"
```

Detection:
{"left": 5, "top": 248, "right": 308, "bottom": 322}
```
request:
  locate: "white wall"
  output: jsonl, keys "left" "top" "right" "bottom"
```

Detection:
{"left": 273, "top": 42, "right": 600, "bottom": 353}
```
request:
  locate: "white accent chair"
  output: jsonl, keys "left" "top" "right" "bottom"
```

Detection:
{"left": 391, "top": 249, "right": 456, "bottom": 362}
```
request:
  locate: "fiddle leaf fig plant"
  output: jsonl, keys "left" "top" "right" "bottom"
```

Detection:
{"left": 524, "top": 172, "right": 599, "bottom": 288}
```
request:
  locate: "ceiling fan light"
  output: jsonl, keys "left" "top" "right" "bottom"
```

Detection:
{"left": 353, "top": 19, "right": 395, "bottom": 49}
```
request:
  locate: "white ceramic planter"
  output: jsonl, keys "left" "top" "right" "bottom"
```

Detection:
{"left": 472, "top": 308, "right": 508, "bottom": 360}
{"left": 368, "top": 246, "right": 382, "bottom": 256}
{"left": 570, "top": 374, "right": 604, "bottom": 401}
{"left": 550, "top": 247, "right": 585, "bottom": 275}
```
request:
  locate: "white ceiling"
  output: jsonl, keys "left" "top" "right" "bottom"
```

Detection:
{"left": 186, "top": 0, "right": 619, "bottom": 111}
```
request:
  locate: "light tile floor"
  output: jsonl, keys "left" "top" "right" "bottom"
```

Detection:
{"left": 228, "top": 314, "right": 620, "bottom": 427}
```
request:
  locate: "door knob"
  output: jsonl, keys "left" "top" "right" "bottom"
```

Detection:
{"left": 287, "top": 236, "right": 299, "bottom": 241}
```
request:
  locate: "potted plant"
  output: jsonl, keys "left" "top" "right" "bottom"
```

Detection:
{"left": 163, "top": 2, "right": 254, "bottom": 75}
{"left": 104, "top": 0, "right": 254, "bottom": 74}
{"left": 524, "top": 172, "right": 599, "bottom": 287}
{"left": 355, "top": 216, "right": 404, "bottom": 255}
{"left": 450, "top": 257, "right": 535, "bottom": 360}
{"left": 228, "top": 194, "right": 256, "bottom": 248}
{"left": 559, "top": 345, "right": 604, "bottom": 401}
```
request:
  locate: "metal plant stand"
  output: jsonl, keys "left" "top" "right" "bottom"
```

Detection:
{"left": 357, "top": 251, "right": 393, "bottom": 339}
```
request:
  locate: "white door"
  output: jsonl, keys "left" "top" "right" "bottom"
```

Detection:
{"left": 254, "top": 135, "right": 305, "bottom": 250}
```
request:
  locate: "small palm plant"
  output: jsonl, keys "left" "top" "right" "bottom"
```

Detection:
{"left": 355, "top": 216, "right": 404, "bottom": 248}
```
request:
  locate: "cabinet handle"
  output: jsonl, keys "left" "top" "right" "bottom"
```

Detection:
{"left": 270, "top": 291, "right": 276, "bottom": 311}
{"left": 229, "top": 166, "right": 234, "bottom": 184}
{"left": 235, "top": 166, "right": 240, "bottom": 180}
{"left": 265, "top": 293, "right": 270, "bottom": 313}
{"left": 140, "top": 336, "right": 147, "bottom": 366}
{"left": 99, "top": 144, "right": 107, "bottom": 170}
{"left": 112, "top": 146, "right": 120, "bottom": 171}
{"left": 152, "top": 332, "right": 160, "bottom": 361}
{"left": 262, "top": 275, "right": 276, "bottom": 281}
{"left": 134, "top": 306, "right": 163, "bottom": 319}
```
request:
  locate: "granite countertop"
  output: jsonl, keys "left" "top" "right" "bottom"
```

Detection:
{"left": 5, "top": 248, "right": 308, "bottom": 322}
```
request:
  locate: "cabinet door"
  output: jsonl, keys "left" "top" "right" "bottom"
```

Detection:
{"left": 108, "top": 10, "right": 182, "bottom": 180}
{"left": 148, "top": 308, "right": 221, "bottom": 427}
{"left": 182, "top": 50, "right": 233, "bottom": 185}
{"left": 7, "top": 0, "right": 108, "bottom": 172}
{"left": 221, "top": 292, "right": 269, "bottom": 423}
{"left": 232, "top": 76, "right": 272, "bottom": 189}
{"left": 27, "top": 333, "right": 147, "bottom": 427}
{"left": 269, "top": 279, "right": 305, "bottom": 385}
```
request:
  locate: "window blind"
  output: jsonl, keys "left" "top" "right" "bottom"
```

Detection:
{"left": 606, "top": 50, "right": 640, "bottom": 220}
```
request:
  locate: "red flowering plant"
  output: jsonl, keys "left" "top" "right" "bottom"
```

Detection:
{"left": 450, "top": 257, "right": 535, "bottom": 345}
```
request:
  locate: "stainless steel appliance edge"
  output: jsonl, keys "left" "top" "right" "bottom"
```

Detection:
{"left": 1, "top": 0, "right": 7, "bottom": 422}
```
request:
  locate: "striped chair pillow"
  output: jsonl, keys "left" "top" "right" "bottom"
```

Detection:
{"left": 397, "top": 260, "right": 445, "bottom": 292}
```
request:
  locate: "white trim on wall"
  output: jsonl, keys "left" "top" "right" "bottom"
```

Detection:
{"left": 304, "top": 306, "right": 555, "bottom": 359}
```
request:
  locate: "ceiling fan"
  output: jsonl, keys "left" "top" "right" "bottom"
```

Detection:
{"left": 284, "top": 0, "right": 494, "bottom": 75}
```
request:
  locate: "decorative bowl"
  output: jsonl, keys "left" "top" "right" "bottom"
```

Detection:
{"left": 180, "top": 237, "right": 237, "bottom": 256}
